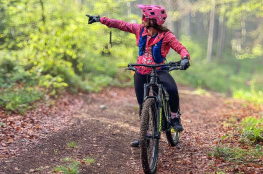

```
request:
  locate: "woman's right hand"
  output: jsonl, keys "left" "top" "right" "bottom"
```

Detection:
{"left": 86, "top": 15, "right": 100, "bottom": 24}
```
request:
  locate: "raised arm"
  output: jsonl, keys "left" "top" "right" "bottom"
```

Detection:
{"left": 100, "top": 17, "right": 142, "bottom": 35}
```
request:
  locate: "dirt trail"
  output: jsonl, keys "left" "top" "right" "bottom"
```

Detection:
{"left": 0, "top": 86, "right": 234, "bottom": 173}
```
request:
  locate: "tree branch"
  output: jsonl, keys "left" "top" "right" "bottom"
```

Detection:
{"left": 39, "top": 0, "right": 45, "bottom": 24}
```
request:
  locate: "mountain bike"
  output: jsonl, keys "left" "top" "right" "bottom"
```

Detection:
{"left": 127, "top": 61, "right": 182, "bottom": 174}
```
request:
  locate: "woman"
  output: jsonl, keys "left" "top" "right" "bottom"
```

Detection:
{"left": 87, "top": 4, "right": 190, "bottom": 147}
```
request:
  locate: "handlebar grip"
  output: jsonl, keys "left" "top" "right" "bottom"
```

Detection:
{"left": 126, "top": 67, "right": 137, "bottom": 71}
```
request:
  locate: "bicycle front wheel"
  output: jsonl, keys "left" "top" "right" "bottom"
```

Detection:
{"left": 140, "top": 98, "right": 159, "bottom": 174}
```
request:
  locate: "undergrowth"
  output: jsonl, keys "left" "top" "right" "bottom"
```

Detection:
{"left": 52, "top": 157, "right": 96, "bottom": 174}
{"left": 211, "top": 113, "right": 263, "bottom": 172}
{"left": 239, "top": 117, "right": 263, "bottom": 144}
{"left": 213, "top": 145, "right": 262, "bottom": 164}
{"left": 0, "top": 87, "right": 44, "bottom": 114}
{"left": 53, "top": 161, "right": 80, "bottom": 174}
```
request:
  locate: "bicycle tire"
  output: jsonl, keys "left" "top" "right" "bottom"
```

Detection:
{"left": 165, "top": 103, "right": 180, "bottom": 147}
{"left": 140, "top": 98, "right": 159, "bottom": 174}
{"left": 166, "top": 130, "right": 180, "bottom": 146}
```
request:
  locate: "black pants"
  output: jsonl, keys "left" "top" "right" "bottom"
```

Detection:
{"left": 134, "top": 71, "right": 179, "bottom": 113}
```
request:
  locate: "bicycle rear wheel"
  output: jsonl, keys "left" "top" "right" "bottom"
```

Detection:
{"left": 140, "top": 98, "right": 159, "bottom": 174}
{"left": 166, "top": 129, "right": 180, "bottom": 146}
{"left": 165, "top": 103, "right": 180, "bottom": 147}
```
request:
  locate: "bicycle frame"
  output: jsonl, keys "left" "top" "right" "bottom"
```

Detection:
{"left": 127, "top": 61, "right": 181, "bottom": 137}
{"left": 142, "top": 67, "right": 170, "bottom": 138}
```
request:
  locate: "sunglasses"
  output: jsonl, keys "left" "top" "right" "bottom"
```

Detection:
{"left": 142, "top": 14, "right": 149, "bottom": 21}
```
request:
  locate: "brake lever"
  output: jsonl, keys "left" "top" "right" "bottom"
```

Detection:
{"left": 169, "top": 66, "right": 179, "bottom": 71}
{"left": 126, "top": 67, "right": 137, "bottom": 71}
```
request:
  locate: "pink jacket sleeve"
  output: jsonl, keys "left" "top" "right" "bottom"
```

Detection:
{"left": 100, "top": 17, "right": 141, "bottom": 35}
{"left": 164, "top": 32, "right": 190, "bottom": 59}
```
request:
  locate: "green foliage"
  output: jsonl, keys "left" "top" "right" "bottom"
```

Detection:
{"left": 53, "top": 161, "right": 80, "bottom": 174}
{"left": 1, "top": 0, "right": 263, "bottom": 111}
{"left": 233, "top": 88, "right": 263, "bottom": 104}
{"left": 0, "top": 56, "right": 38, "bottom": 87}
{"left": 83, "top": 158, "right": 95, "bottom": 164}
{"left": 62, "top": 157, "right": 73, "bottom": 162}
{"left": 39, "top": 74, "right": 68, "bottom": 96}
{"left": 67, "top": 141, "right": 77, "bottom": 148}
{"left": 0, "top": 122, "right": 6, "bottom": 128}
{"left": 53, "top": 157, "right": 95, "bottom": 173}
{"left": 54, "top": 149, "right": 58, "bottom": 155}
{"left": 213, "top": 146, "right": 262, "bottom": 163}
{"left": 170, "top": 36, "right": 262, "bottom": 103}
{"left": 215, "top": 172, "right": 228, "bottom": 174}
{"left": 239, "top": 117, "right": 263, "bottom": 143}
{"left": 0, "top": 87, "right": 44, "bottom": 114}
{"left": 0, "top": 0, "right": 138, "bottom": 112}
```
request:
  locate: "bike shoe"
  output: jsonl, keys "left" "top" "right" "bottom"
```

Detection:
{"left": 130, "top": 138, "right": 151, "bottom": 148}
{"left": 171, "top": 117, "right": 184, "bottom": 132}
{"left": 131, "top": 139, "right": 140, "bottom": 147}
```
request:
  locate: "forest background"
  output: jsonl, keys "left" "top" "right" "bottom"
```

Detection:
{"left": 0, "top": 0, "right": 262, "bottom": 113}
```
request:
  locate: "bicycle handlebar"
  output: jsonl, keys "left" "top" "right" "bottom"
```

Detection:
{"left": 127, "top": 61, "right": 181, "bottom": 72}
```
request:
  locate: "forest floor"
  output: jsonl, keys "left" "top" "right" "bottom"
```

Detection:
{"left": 0, "top": 85, "right": 262, "bottom": 174}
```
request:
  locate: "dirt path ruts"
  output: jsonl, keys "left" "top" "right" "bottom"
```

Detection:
{"left": 0, "top": 86, "right": 232, "bottom": 173}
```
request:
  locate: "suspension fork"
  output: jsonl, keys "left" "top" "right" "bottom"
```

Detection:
{"left": 157, "top": 84, "right": 163, "bottom": 134}
{"left": 143, "top": 83, "right": 163, "bottom": 138}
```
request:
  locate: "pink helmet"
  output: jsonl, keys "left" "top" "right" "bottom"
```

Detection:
{"left": 137, "top": 4, "right": 167, "bottom": 25}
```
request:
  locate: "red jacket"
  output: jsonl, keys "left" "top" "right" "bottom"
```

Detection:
{"left": 100, "top": 17, "right": 190, "bottom": 60}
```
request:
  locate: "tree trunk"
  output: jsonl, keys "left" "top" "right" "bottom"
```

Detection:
{"left": 207, "top": 0, "right": 216, "bottom": 62}
{"left": 180, "top": 0, "right": 190, "bottom": 36}
{"left": 165, "top": 0, "right": 175, "bottom": 33}
{"left": 217, "top": 14, "right": 225, "bottom": 59}
{"left": 127, "top": 2, "right": 131, "bottom": 17}
{"left": 186, "top": 10, "right": 191, "bottom": 36}
{"left": 175, "top": 20, "right": 181, "bottom": 40}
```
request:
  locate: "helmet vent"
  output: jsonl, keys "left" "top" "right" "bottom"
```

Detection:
{"left": 150, "top": 12, "right": 155, "bottom": 15}
{"left": 161, "top": 11, "right": 165, "bottom": 14}
{"left": 148, "top": 8, "right": 152, "bottom": 11}
{"left": 163, "top": 17, "right": 166, "bottom": 20}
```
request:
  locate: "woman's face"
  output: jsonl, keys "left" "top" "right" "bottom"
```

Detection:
{"left": 142, "top": 14, "right": 149, "bottom": 27}
{"left": 142, "top": 19, "right": 149, "bottom": 27}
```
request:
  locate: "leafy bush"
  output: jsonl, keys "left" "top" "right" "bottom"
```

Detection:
{"left": 0, "top": 0, "right": 140, "bottom": 112}
{"left": 85, "top": 74, "right": 114, "bottom": 92}
{"left": 233, "top": 89, "right": 263, "bottom": 104}
{"left": 239, "top": 117, "right": 263, "bottom": 143}
{"left": 38, "top": 74, "right": 68, "bottom": 96}
{"left": 0, "top": 87, "right": 44, "bottom": 114}
{"left": 0, "top": 56, "right": 38, "bottom": 87}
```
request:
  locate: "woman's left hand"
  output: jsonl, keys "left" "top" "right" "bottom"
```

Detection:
{"left": 180, "top": 56, "right": 190, "bottom": 70}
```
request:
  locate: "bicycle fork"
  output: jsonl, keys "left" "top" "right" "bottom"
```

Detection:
{"left": 143, "top": 83, "right": 163, "bottom": 140}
